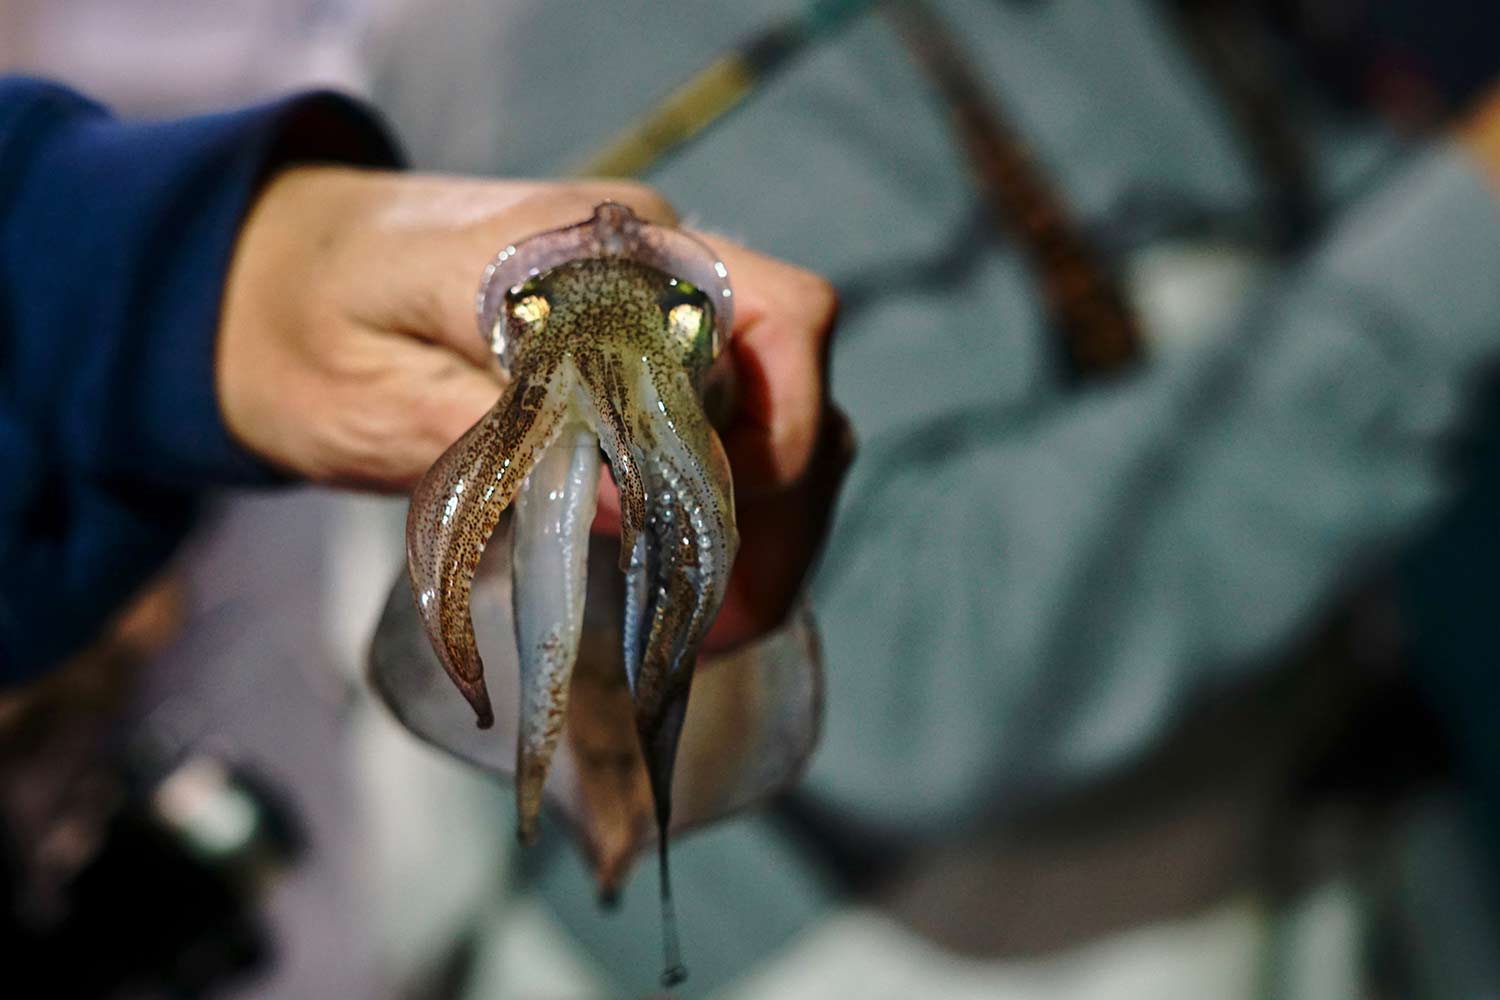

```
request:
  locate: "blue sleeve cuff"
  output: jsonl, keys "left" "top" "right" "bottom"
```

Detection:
{"left": 1, "top": 79, "right": 402, "bottom": 489}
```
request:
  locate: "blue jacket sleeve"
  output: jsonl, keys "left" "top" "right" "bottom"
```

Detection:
{"left": 0, "top": 78, "right": 401, "bottom": 684}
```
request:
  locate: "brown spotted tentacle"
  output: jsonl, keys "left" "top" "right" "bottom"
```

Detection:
{"left": 406, "top": 362, "right": 571, "bottom": 728}
{"left": 614, "top": 363, "right": 736, "bottom": 987}
{"left": 621, "top": 365, "right": 737, "bottom": 825}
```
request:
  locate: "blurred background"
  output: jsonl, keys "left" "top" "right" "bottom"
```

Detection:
{"left": 4, "top": 1, "right": 1500, "bottom": 998}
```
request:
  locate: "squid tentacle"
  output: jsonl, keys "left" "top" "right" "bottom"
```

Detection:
{"left": 511, "top": 391, "right": 601, "bottom": 843}
{"left": 406, "top": 360, "right": 571, "bottom": 728}
{"left": 624, "top": 366, "right": 738, "bottom": 823}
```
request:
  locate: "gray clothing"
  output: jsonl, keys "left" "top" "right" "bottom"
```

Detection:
{"left": 374, "top": 0, "right": 1500, "bottom": 994}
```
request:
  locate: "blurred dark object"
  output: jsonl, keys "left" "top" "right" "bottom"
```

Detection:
{"left": 1400, "top": 373, "right": 1500, "bottom": 905}
{"left": 1263, "top": 0, "right": 1500, "bottom": 120}
{"left": 1, "top": 741, "right": 302, "bottom": 999}
{"left": 887, "top": 0, "right": 1146, "bottom": 380}
{"left": 0, "top": 577, "right": 303, "bottom": 998}
{"left": 1169, "top": 0, "right": 1318, "bottom": 249}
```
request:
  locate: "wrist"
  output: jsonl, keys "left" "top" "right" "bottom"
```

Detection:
{"left": 217, "top": 165, "right": 387, "bottom": 478}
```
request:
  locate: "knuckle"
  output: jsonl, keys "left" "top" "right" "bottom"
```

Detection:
{"left": 807, "top": 272, "right": 839, "bottom": 314}
{"left": 786, "top": 269, "right": 839, "bottom": 333}
{"left": 313, "top": 383, "right": 422, "bottom": 488}
{"left": 336, "top": 405, "right": 401, "bottom": 471}
{"left": 788, "top": 273, "right": 839, "bottom": 363}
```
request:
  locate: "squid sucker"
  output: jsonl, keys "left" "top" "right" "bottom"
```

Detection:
{"left": 406, "top": 203, "right": 738, "bottom": 986}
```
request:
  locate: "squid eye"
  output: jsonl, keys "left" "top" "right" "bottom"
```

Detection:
{"left": 510, "top": 293, "right": 550, "bottom": 329}
{"left": 659, "top": 280, "right": 714, "bottom": 363}
{"left": 491, "top": 279, "right": 551, "bottom": 368}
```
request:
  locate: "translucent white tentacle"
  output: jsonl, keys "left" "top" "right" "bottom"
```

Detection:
{"left": 512, "top": 415, "right": 601, "bottom": 842}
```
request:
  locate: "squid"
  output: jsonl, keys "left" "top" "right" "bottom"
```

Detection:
{"left": 368, "top": 204, "right": 820, "bottom": 988}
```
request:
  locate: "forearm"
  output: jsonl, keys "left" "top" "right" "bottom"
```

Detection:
{"left": 805, "top": 136, "right": 1500, "bottom": 836}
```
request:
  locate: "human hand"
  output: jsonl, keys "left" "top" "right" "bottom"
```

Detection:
{"left": 218, "top": 168, "right": 850, "bottom": 647}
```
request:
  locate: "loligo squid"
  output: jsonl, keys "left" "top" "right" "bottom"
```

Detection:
{"left": 397, "top": 203, "right": 755, "bottom": 986}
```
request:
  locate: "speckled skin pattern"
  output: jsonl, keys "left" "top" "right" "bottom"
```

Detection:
{"left": 406, "top": 220, "right": 737, "bottom": 846}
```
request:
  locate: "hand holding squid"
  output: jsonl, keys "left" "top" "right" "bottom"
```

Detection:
{"left": 214, "top": 167, "right": 848, "bottom": 988}
{"left": 219, "top": 169, "right": 845, "bottom": 650}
